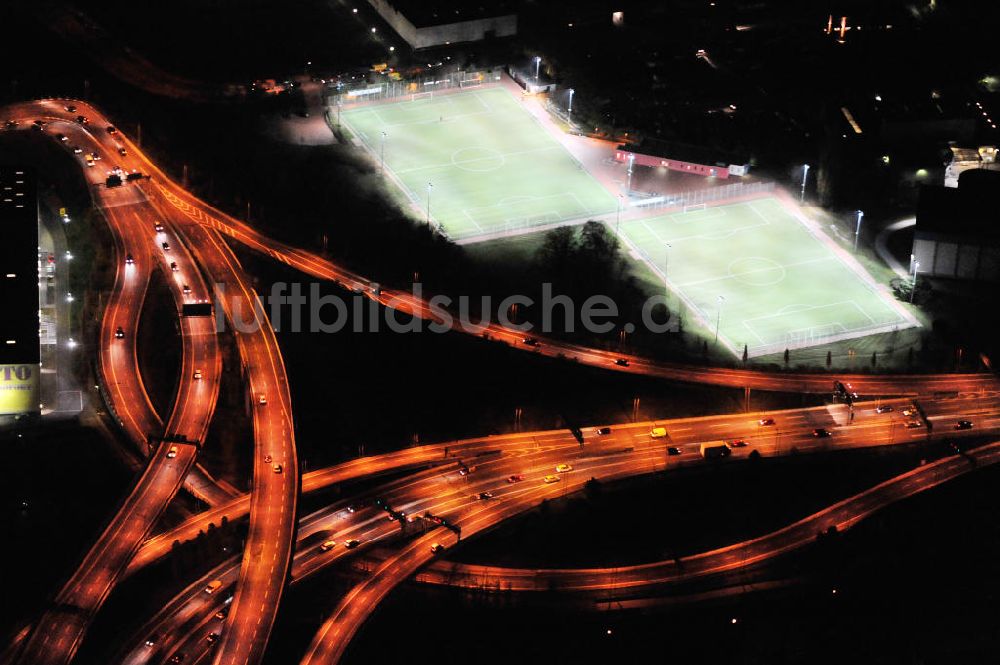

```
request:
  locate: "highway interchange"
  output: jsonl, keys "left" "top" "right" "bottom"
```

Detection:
{"left": 3, "top": 98, "right": 1000, "bottom": 665}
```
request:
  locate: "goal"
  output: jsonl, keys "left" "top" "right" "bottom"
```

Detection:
{"left": 682, "top": 202, "right": 707, "bottom": 214}
{"left": 411, "top": 91, "right": 434, "bottom": 102}
{"left": 459, "top": 79, "right": 483, "bottom": 89}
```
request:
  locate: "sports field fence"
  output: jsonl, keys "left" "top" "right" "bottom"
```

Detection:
{"left": 629, "top": 181, "right": 776, "bottom": 212}
{"left": 327, "top": 68, "right": 505, "bottom": 108}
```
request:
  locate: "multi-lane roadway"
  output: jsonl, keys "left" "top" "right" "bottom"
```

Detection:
{"left": 4, "top": 97, "right": 1000, "bottom": 665}
{"left": 114, "top": 395, "right": 1000, "bottom": 664}
{"left": 5, "top": 110, "right": 223, "bottom": 665}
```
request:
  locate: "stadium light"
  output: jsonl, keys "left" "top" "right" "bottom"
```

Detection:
{"left": 800, "top": 163, "right": 810, "bottom": 203}
{"left": 568, "top": 88, "right": 575, "bottom": 122}
{"left": 626, "top": 153, "right": 636, "bottom": 194}
{"left": 854, "top": 210, "right": 864, "bottom": 251}
{"left": 534, "top": 56, "right": 541, "bottom": 81}
{"left": 714, "top": 295, "right": 725, "bottom": 345}
{"left": 910, "top": 260, "right": 920, "bottom": 303}
{"left": 380, "top": 131, "right": 387, "bottom": 175}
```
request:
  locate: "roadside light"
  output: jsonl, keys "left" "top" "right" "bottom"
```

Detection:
{"left": 371, "top": 27, "right": 377, "bottom": 33}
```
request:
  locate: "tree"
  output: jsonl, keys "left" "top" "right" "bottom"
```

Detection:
{"left": 578, "top": 221, "right": 619, "bottom": 266}
{"left": 907, "top": 347, "right": 914, "bottom": 367}
{"left": 536, "top": 226, "right": 576, "bottom": 275}
{"left": 826, "top": 350, "right": 832, "bottom": 368}
{"left": 742, "top": 344, "right": 748, "bottom": 363}
{"left": 871, "top": 351, "right": 877, "bottom": 367}
{"left": 783, "top": 348, "right": 790, "bottom": 365}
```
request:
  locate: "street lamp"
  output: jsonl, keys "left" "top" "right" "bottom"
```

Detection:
{"left": 714, "top": 295, "right": 725, "bottom": 345}
{"left": 910, "top": 260, "right": 920, "bottom": 303}
{"left": 800, "top": 163, "right": 810, "bottom": 203}
{"left": 626, "top": 153, "right": 635, "bottom": 194}
{"left": 533, "top": 56, "right": 541, "bottom": 81}
{"left": 380, "top": 131, "right": 387, "bottom": 175}
{"left": 854, "top": 210, "right": 864, "bottom": 252}
{"left": 426, "top": 182, "right": 433, "bottom": 226}
{"left": 568, "top": 88, "right": 575, "bottom": 122}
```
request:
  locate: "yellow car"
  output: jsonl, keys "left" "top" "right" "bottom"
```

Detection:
{"left": 320, "top": 540, "right": 336, "bottom": 552}
{"left": 555, "top": 463, "right": 572, "bottom": 473}
{"left": 543, "top": 474, "right": 561, "bottom": 484}
{"left": 650, "top": 427, "right": 667, "bottom": 438}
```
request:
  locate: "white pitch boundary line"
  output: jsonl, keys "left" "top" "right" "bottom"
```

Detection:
{"left": 741, "top": 299, "right": 878, "bottom": 348}
{"left": 463, "top": 190, "right": 582, "bottom": 229}
{"left": 461, "top": 209, "right": 485, "bottom": 232}
{"left": 566, "top": 190, "right": 593, "bottom": 216}
{"left": 675, "top": 255, "right": 835, "bottom": 289}
{"left": 774, "top": 197, "right": 920, "bottom": 330}
{"left": 395, "top": 144, "right": 562, "bottom": 175}
{"left": 471, "top": 91, "right": 493, "bottom": 112}
{"left": 671, "top": 206, "right": 729, "bottom": 224}
{"left": 632, "top": 214, "right": 770, "bottom": 246}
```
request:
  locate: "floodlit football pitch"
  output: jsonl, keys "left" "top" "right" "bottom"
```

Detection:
{"left": 619, "top": 197, "right": 918, "bottom": 357}
{"left": 342, "top": 87, "right": 618, "bottom": 240}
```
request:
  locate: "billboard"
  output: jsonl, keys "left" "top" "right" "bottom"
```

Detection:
{"left": 0, "top": 364, "right": 40, "bottom": 415}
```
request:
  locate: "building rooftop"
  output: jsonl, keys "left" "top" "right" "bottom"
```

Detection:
{"left": 379, "top": 0, "right": 517, "bottom": 28}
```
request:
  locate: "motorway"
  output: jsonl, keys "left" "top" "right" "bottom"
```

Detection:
{"left": 141, "top": 186, "right": 300, "bottom": 665}
{"left": 3, "top": 101, "right": 298, "bottom": 665}
{"left": 4, "top": 97, "right": 999, "bottom": 665}
{"left": 112, "top": 395, "right": 999, "bottom": 664}
{"left": 126, "top": 392, "right": 999, "bottom": 575}
{"left": 4, "top": 110, "right": 223, "bottom": 665}
{"left": 408, "top": 439, "right": 1000, "bottom": 600}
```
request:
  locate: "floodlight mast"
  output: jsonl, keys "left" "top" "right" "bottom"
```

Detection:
{"left": 800, "top": 163, "right": 810, "bottom": 203}
{"left": 534, "top": 56, "right": 541, "bottom": 81}
{"left": 854, "top": 210, "right": 864, "bottom": 251}
{"left": 568, "top": 88, "right": 575, "bottom": 123}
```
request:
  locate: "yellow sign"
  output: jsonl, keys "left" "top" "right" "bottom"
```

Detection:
{"left": 0, "top": 364, "right": 39, "bottom": 415}
{"left": 372, "top": 63, "right": 388, "bottom": 73}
